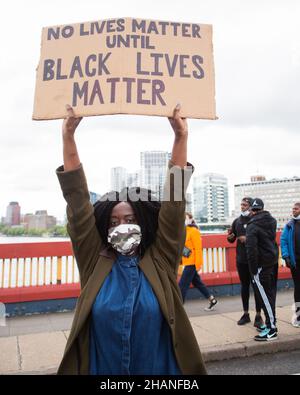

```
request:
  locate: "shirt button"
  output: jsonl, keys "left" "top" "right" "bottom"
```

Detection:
{"left": 170, "top": 318, "right": 174, "bottom": 325}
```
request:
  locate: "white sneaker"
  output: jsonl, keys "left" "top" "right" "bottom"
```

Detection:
{"left": 204, "top": 298, "right": 218, "bottom": 312}
{"left": 292, "top": 319, "right": 300, "bottom": 328}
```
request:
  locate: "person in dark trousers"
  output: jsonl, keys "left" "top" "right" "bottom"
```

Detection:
{"left": 227, "top": 197, "right": 263, "bottom": 327}
{"left": 280, "top": 202, "right": 300, "bottom": 328}
{"left": 179, "top": 213, "right": 218, "bottom": 311}
{"left": 246, "top": 198, "right": 279, "bottom": 341}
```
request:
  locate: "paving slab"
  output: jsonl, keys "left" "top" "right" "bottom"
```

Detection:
{"left": 276, "top": 320, "right": 300, "bottom": 336}
{"left": 0, "top": 326, "right": 10, "bottom": 337}
{"left": 277, "top": 305, "right": 295, "bottom": 324}
{"left": 18, "top": 331, "right": 67, "bottom": 372}
{"left": 9, "top": 326, "right": 55, "bottom": 337}
{"left": 191, "top": 314, "right": 256, "bottom": 344}
{"left": 0, "top": 336, "right": 19, "bottom": 373}
{"left": 191, "top": 324, "right": 220, "bottom": 347}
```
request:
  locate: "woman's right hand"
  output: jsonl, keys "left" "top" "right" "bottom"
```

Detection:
{"left": 62, "top": 105, "right": 82, "bottom": 171}
{"left": 62, "top": 104, "right": 82, "bottom": 138}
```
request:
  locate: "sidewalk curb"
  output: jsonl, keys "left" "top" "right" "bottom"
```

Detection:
{"left": 3, "top": 335, "right": 300, "bottom": 375}
{"left": 201, "top": 334, "right": 300, "bottom": 363}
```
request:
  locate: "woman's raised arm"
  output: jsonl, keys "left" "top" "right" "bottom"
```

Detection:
{"left": 57, "top": 105, "right": 103, "bottom": 286}
{"left": 153, "top": 104, "right": 193, "bottom": 274}
{"left": 62, "top": 104, "right": 82, "bottom": 171}
{"left": 168, "top": 103, "right": 188, "bottom": 168}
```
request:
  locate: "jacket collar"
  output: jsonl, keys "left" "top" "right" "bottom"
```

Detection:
{"left": 99, "top": 246, "right": 117, "bottom": 259}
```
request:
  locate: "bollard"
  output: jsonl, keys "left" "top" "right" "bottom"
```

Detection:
{"left": 0, "top": 303, "right": 6, "bottom": 327}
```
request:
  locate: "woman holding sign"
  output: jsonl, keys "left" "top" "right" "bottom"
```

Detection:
{"left": 56, "top": 104, "right": 206, "bottom": 375}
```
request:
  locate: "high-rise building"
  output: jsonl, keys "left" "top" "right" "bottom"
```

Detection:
{"left": 5, "top": 202, "right": 21, "bottom": 226}
{"left": 89, "top": 191, "right": 101, "bottom": 205}
{"left": 193, "top": 173, "right": 229, "bottom": 223}
{"left": 234, "top": 176, "right": 300, "bottom": 229}
{"left": 23, "top": 210, "right": 56, "bottom": 230}
{"left": 111, "top": 167, "right": 127, "bottom": 192}
{"left": 140, "top": 151, "right": 171, "bottom": 200}
{"left": 186, "top": 192, "right": 193, "bottom": 214}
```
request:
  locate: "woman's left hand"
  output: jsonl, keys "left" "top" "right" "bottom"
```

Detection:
{"left": 168, "top": 103, "right": 188, "bottom": 139}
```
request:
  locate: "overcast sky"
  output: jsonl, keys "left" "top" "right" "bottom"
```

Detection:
{"left": 0, "top": 0, "right": 299, "bottom": 221}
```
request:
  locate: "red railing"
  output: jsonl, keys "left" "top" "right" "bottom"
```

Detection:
{"left": 0, "top": 234, "right": 292, "bottom": 304}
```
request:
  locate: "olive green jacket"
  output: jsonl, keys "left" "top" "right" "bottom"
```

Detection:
{"left": 56, "top": 162, "right": 207, "bottom": 375}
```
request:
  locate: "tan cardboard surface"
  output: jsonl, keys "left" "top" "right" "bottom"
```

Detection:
{"left": 33, "top": 18, "right": 216, "bottom": 120}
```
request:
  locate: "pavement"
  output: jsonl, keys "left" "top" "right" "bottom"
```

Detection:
{"left": 0, "top": 289, "right": 300, "bottom": 375}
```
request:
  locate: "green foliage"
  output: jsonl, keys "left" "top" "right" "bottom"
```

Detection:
{"left": 0, "top": 223, "right": 68, "bottom": 238}
{"left": 48, "top": 225, "right": 68, "bottom": 237}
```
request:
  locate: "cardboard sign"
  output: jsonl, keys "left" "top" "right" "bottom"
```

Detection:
{"left": 33, "top": 18, "right": 216, "bottom": 120}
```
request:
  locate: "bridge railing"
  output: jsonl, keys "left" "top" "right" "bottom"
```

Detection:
{"left": 0, "top": 233, "right": 291, "bottom": 304}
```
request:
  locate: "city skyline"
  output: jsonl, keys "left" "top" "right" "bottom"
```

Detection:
{"left": 234, "top": 175, "right": 300, "bottom": 229}
{"left": 2, "top": 168, "right": 299, "bottom": 225}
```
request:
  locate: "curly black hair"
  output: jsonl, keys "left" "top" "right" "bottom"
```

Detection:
{"left": 93, "top": 187, "right": 161, "bottom": 256}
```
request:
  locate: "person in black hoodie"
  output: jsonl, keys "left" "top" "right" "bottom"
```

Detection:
{"left": 246, "top": 198, "right": 279, "bottom": 341}
{"left": 228, "top": 197, "right": 263, "bottom": 327}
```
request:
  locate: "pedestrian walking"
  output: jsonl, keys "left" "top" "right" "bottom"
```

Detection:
{"left": 56, "top": 104, "right": 207, "bottom": 375}
{"left": 227, "top": 197, "right": 263, "bottom": 327}
{"left": 179, "top": 213, "right": 218, "bottom": 311}
{"left": 246, "top": 198, "right": 279, "bottom": 341}
{"left": 280, "top": 202, "right": 300, "bottom": 328}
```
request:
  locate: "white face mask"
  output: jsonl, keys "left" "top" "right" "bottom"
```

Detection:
{"left": 241, "top": 210, "right": 250, "bottom": 217}
{"left": 107, "top": 224, "right": 142, "bottom": 255}
{"left": 185, "top": 218, "right": 193, "bottom": 226}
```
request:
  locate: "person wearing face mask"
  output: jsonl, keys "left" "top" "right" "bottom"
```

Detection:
{"left": 246, "top": 198, "right": 279, "bottom": 341}
{"left": 227, "top": 198, "right": 263, "bottom": 328}
{"left": 280, "top": 203, "right": 300, "bottom": 328}
{"left": 178, "top": 213, "right": 218, "bottom": 311}
{"left": 55, "top": 104, "right": 207, "bottom": 375}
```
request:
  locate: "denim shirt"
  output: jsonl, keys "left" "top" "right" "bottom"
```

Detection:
{"left": 89, "top": 253, "right": 181, "bottom": 375}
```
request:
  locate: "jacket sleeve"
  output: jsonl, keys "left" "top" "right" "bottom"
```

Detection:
{"left": 153, "top": 161, "right": 194, "bottom": 274}
{"left": 227, "top": 219, "right": 237, "bottom": 243}
{"left": 280, "top": 225, "right": 290, "bottom": 259}
{"left": 56, "top": 164, "right": 103, "bottom": 282}
{"left": 246, "top": 225, "right": 259, "bottom": 275}
{"left": 191, "top": 228, "right": 203, "bottom": 271}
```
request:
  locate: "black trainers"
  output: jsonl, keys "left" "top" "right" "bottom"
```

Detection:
{"left": 254, "top": 314, "right": 264, "bottom": 329}
{"left": 254, "top": 327, "right": 278, "bottom": 341}
{"left": 204, "top": 298, "right": 218, "bottom": 311}
{"left": 237, "top": 313, "right": 251, "bottom": 326}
